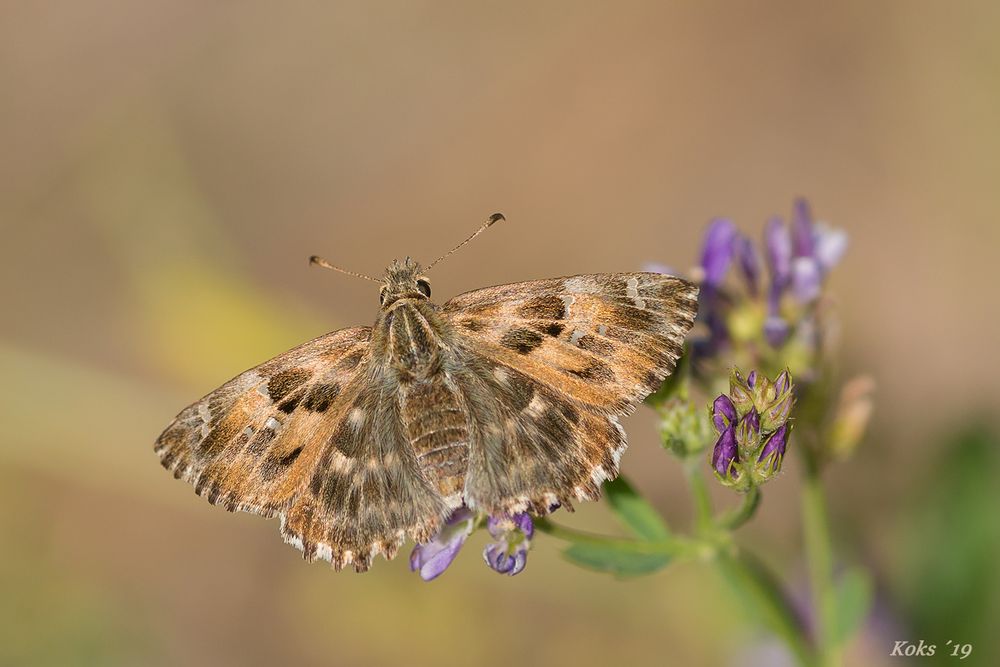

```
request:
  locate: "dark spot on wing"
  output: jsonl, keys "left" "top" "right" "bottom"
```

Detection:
{"left": 503, "top": 369, "right": 536, "bottom": 412}
{"left": 260, "top": 445, "right": 305, "bottom": 481}
{"left": 268, "top": 368, "right": 312, "bottom": 402}
{"left": 278, "top": 387, "right": 305, "bottom": 413}
{"left": 246, "top": 423, "right": 277, "bottom": 455}
{"left": 565, "top": 360, "right": 616, "bottom": 384}
{"left": 609, "top": 304, "right": 658, "bottom": 330}
{"left": 460, "top": 318, "right": 485, "bottom": 332}
{"left": 500, "top": 328, "right": 544, "bottom": 354}
{"left": 558, "top": 401, "right": 581, "bottom": 425}
{"left": 302, "top": 383, "right": 341, "bottom": 412}
{"left": 577, "top": 334, "right": 615, "bottom": 357}
{"left": 517, "top": 295, "right": 566, "bottom": 320}
{"left": 544, "top": 323, "right": 565, "bottom": 337}
{"left": 200, "top": 419, "right": 241, "bottom": 457}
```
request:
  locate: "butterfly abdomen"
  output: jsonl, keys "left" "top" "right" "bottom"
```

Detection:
{"left": 400, "top": 377, "right": 470, "bottom": 506}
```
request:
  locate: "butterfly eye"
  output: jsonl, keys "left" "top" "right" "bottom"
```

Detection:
{"left": 416, "top": 279, "right": 431, "bottom": 298}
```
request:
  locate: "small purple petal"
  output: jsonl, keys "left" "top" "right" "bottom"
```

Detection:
{"left": 764, "top": 316, "right": 790, "bottom": 348}
{"left": 712, "top": 394, "right": 738, "bottom": 434}
{"left": 747, "top": 370, "right": 757, "bottom": 389}
{"left": 409, "top": 507, "right": 475, "bottom": 582}
{"left": 513, "top": 513, "right": 534, "bottom": 539}
{"left": 774, "top": 369, "right": 791, "bottom": 395}
{"left": 791, "top": 257, "right": 822, "bottom": 303}
{"left": 763, "top": 217, "right": 792, "bottom": 286}
{"left": 712, "top": 426, "right": 739, "bottom": 477}
{"left": 735, "top": 235, "right": 760, "bottom": 295}
{"left": 791, "top": 198, "right": 815, "bottom": 258}
{"left": 700, "top": 218, "right": 738, "bottom": 287}
{"left": 758, "top": 423, "right": 790, "bottom": 467}
{"left": 814, "top": 224, "right": 848, "bottom": 273}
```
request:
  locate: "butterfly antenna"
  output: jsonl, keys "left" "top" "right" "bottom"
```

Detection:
{"left": 425, "top": 212, "right": 505, "bottom": 271}
{"left": 309, "top": 256, "right": 381, "bottom": 282}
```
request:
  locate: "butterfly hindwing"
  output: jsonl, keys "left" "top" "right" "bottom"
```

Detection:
{"left": 280, "top": 369, "right": 452, "bottom": 571}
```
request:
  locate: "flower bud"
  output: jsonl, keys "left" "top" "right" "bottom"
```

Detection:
{"left": 729, "top": 368, "right": 755, "bottom": 417}
{"left": 754, "top": 423, "right": 790, "bottom": 481}
{"left": 826, "top": 375, "right": 874, "bottom": 461}
{"left": 712, "top": 394, "right": 738, "bottom": 434}
{"left": 711, "top": 426, "right": 743, "bottom": 488}
{"left": 751, "top": 374, "right": 776, "bottom": 412}
{"left": 483, "top": 513, "right": 533, "bottom": 576}
{"left": 661, "top": 399, "right": 714, "bottom": 457}
{"left": 735, "top": 408, "right": 761, "bottom": 456}
{"left": 760, "top": 388, "right": 793, "bottom": 433}
{"left": 773, "top": 369, "right": 791, "bottom": 395}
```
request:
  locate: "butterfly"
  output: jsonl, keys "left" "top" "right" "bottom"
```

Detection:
{"left": 155, "top": 214, "right": 699, "bottom": 572}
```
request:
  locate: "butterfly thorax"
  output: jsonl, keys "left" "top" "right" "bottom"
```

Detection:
{"left": 370, "top": 259, "right": 469, "bottom": 505}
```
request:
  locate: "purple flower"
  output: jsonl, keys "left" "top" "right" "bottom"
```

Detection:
{"left": 764, "top": 216, "right": 793, "bottom": 287}
{"left": 763, "top": 314, "right": 789, "bottom": 348}
{"left": 712, "top": 426, "right": 740, "bottom": 479}
{"left": 409, "top": 507, "right": 475, "bottom": 581}
{"left": 735, "top": 234, "right": 760, "bottom": 296}
{"left": 712, "top": 394, "right": 738, "bottom": 434}
{"left": 711, "top": 369, "right": 795, "bottom": 487}
{"left": 814, "top": 224, "right": 848, "bottom": 273}
{"left": 791, "top": 198, "right": 816, "bottom": 258}
{"left": 757, "top": 423, "right": 790, "bottom": 473}
{"left": 700, "top": 218, "right": 738, "bottom": 288}
{"left": 791, "top": 257, "right": 822, "bottom": 304}
{"left": 483, "top": 513, "right": 533, "bottom": 576}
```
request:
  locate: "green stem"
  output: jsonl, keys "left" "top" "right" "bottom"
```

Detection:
{"left": 802, "top": 461, "right": 838, "bottom": 667}
{"left": 684, "top": 458, "right": 714, "bottom": 535}
{"left": 534, "top": 518, "right": 706, "bottom": 559}
{"left": 716, "top": 485, "right": 761, "bottom": 531}
{"left": 715, "top": 550, "right": 816, "bottom": 667}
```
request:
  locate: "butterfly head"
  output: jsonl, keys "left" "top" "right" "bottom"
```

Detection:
{"left": 380, "top": 257, "right": 431, "bottom": 308}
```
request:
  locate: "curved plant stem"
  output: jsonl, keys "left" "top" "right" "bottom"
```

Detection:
{"left": 717, "top": 485, "right": 761, "bottom": 531}
{"left": 534, "top": 518, "right": 705, "bottom": 559}
{"left": 802, "top": 461, "right": 839, "bottom": 667}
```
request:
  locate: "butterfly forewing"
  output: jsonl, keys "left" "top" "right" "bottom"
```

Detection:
{"left": 441, "top": 273, "right": 698, "bottom": 514}
{"left": 155, "top": 327, "right": 373, "bottom": 517}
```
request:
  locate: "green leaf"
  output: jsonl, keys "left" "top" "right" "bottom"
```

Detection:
{"left": 833, "top": 567, "right": 873, "bottom": 646}
{"left": 562, "top": 543, "right": 671, "bottom": 577}
{"left": 605, "top": 476, "right": 671, "bottom": 541}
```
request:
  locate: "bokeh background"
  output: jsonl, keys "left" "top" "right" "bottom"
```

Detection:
{"left": 3, "top": 2, "right": 999, "bottom": 666}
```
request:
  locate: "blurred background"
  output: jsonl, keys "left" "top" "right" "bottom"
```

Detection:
{"left": 2, "top": 1, "right": 999, "bottom": 665}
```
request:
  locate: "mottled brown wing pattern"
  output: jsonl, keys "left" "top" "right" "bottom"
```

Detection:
{"left": 155, "top": 327, "right": 373, "bottom": 518}
{"left": 155, "top": 325, "right": 453, "bottom": 572}
{"left": 279, "top": 369, "right": 451, "bottom": 571}
{"left": 442, "top": 273, "right": 698, "bottom": 514}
